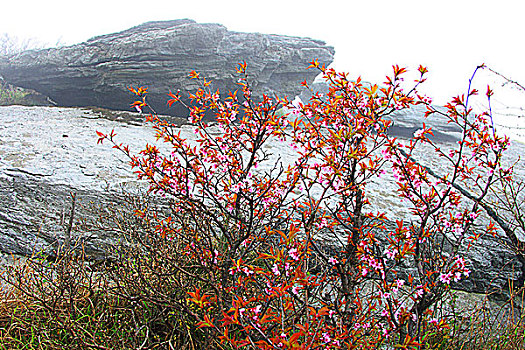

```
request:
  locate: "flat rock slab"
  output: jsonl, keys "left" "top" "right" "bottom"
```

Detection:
{"left": 0, "top": 106, "right": 162, "bottom": 189}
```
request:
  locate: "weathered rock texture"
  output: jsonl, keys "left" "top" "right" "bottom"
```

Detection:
{"left": 0, "top": 19, "right": 335, "bottom": 115}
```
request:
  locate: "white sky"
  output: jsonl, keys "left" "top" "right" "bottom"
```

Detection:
{"left": 1, "top": 0, "right": 524, "bottom": 105}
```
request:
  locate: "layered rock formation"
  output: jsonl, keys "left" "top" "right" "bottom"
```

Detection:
{"left": 0, "top": 19, "right": 335, "bottom": 115}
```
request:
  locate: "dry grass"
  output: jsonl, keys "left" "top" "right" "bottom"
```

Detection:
{"left": 0, "top": 194, "right": 523, "bottom": 349}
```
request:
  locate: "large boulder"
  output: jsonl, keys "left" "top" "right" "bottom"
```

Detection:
{"left": 0, "top": 19, "right": 335, "bottom": 115}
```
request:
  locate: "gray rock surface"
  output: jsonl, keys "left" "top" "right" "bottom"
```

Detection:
{"left": 0, "top": 19, "right": 335, "bottom": 116}
{"left": 0, "top": 106, "right": 157, "bottom": 257}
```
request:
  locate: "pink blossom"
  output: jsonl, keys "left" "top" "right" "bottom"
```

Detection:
{"left": 253, "top": 305, "right": 262, "bottom": 314}
{"left": 288, "top": 248, "right": 300, "bottom": 261}
{"left": 454, "top": 223, "right": 465, "bottom": 237}
{"left": 265, "top": 281, "right": 273, "bottom": 295}
{"left": 381, "top": 149, "right": 392, "bottom": 160}
{"left": 230, "top": 183, "right": 241, "bottom": 193}
{"left": 454, "top": 272, "right": 462, "bottom": 282}
{"left": 284, "top": 263, "right": 290, "bottom": 276}
{"left": 369, "top": 259, "right": 381, "bottom": 270}
{"left": 439, "top": 272, "right": 452, "bottom": 284}
{"left": 242, "top": 267, "right": 254, "bottom": 276}
{"left": 322, "top": 332, "right": 331, "bottom": 343}
{"left": 413, "top": 129, "right": 424, "bottom": 138}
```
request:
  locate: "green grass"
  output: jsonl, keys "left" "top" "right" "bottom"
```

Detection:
{"left": 0, "top": 84, "right": 29, "bottom": 105}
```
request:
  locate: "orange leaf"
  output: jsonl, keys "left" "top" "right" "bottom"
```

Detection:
{"left": 418, "top": 65, "right": 428, "bottom": 74}
{"left": 197, "top": 315, "right": 215, "bottom": 328}
{"left": 189, "top": 71, "right": 200, "bottom": 79}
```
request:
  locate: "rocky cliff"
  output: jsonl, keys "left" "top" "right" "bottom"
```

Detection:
{"left": 0, "top": 19, "right": 335, "bottom": 115}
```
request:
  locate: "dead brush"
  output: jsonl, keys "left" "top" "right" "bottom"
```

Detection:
{"left": 0, "top": 187, "right": 224, "bottom": 349}
{"left": 0, "top": 239, "right": 133, "bottom": 349}
{"left": 423, "top": 285, "right": 525, "bottom": 349}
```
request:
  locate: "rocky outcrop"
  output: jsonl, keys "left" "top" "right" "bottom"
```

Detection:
{"left": 0, "top": 19, "right": 335, "bottom": 115}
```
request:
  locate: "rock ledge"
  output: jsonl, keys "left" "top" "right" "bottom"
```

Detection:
{"left": 0, "top": 19, "right": 335, "bottom": 115}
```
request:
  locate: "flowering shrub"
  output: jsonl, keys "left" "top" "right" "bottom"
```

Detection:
{"left": 97, "top": 61, "right": 510, "bottom": 349}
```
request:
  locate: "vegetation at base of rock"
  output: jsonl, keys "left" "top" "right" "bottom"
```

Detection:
{"left": 0, "top": 200, "right": 524, "bottom": 349}
{"left": 0, "top": 79, "right": 53, "bottom": 106}
{"left": 0, "top": 83, "right": 27, "bottom": 105}
{"left": 0, "top": 194, "right": 219, "bottom": 349}
{"left": 1, "top": 59, "right": 525, "bottom": 349}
